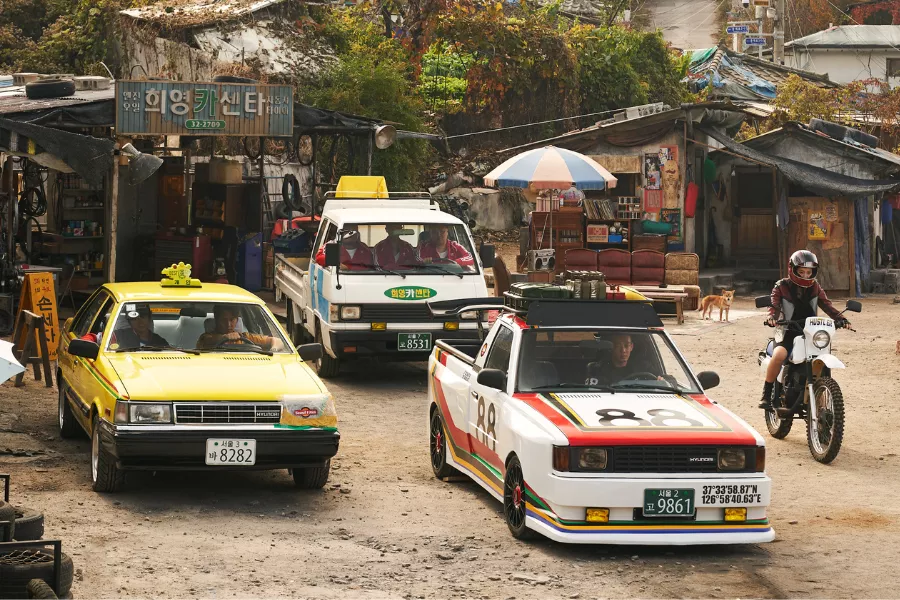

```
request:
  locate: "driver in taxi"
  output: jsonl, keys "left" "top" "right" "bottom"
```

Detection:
{"left": 196, "top": 305, "right": 284, "bottom": 351}
{"left": 585, "top": 334, "right": 660, "bottom": 385}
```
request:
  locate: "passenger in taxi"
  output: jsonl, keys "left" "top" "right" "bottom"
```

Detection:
{"left": 196, "top": 305, "right": 284, "bottom": 351}
{"left": 110, "top": 306, "right": 170, "bottom": 350}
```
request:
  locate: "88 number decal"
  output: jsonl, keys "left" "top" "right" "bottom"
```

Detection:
{"left": 476, "top": 396, "right": 497, "bottom": 451}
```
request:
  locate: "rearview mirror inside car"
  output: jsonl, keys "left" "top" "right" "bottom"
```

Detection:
{"left": 845, "top": 300, "right": 862, "bottom": 313}
{"left": 324, "top": 242, "right": 341, "bottom": 268}
{"left": 477, "top": 368, "right": 507, "bottom": 391}
{"left": 68, "top": 339, "right": 99, "bottom": 360}
{"left": 297, "top": 343, "right": 324, "bottom": 362}
{"left": 179, "top": 307, "right": 208, "bottom": 318}
{"left": 755, "top": 295, "right": 772, "bottom": 309}
{"left": 697, "top": 371, "right": 720, "bottom": 390}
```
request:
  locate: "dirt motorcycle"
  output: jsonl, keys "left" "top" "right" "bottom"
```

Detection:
{"left": 755, "top": 296, "right": 862, "bottom": 464}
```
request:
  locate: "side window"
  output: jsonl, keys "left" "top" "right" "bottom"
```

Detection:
{"left": 90, "top": 298, "right": 114, "bottom": 337}
{"left": 72, "top": 292, "right": 110, "bottom": 338}
{"left": 484, "top": 327, "right": 514, "bottom": 373}
{"left": 314, "top": 221, "right": 338, "bottom": 256}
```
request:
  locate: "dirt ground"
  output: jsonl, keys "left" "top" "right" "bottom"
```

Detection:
{"left": 1, "top": 294, "right": 899, "bottom": 599}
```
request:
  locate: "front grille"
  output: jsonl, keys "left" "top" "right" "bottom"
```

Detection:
{"left": 359, "top": 304, "right": 443, "bottom": 322}
{"left": 173, "top": 403, "right": 282, "bottom": 425}
{"left": 611, "top": 445, "right": 721, "bottom": 473}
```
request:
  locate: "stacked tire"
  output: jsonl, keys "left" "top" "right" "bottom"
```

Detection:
{"left": 0, "top": 498, "right": 73, "bottom": 598}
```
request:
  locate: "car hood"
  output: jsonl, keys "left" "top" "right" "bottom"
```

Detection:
{"left": 514, "top": 392, "right": 762, "bottom": 446}
{"left": 106, "top": 353, "right": 324, "bottom": 401}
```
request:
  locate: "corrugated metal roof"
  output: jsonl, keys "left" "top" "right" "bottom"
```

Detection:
{"left": 0, "top": 86, "right": 114, "bottom": 116}
{"left": 786, "top": 25, "right": 900, "bottom": 48}
{"left": 121, "top": 0, "right": 286, "bottom": 30}
{"left": 742, "top": 122, "right": 900, "bottom": 169}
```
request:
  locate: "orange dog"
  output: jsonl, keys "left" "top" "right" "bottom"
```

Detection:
{"left": 698, "top": 290, "right": 735, "bottom": 322}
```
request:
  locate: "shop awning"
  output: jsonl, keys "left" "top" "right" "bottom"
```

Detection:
{"left": 699, "top": 126, "right": 900, "bottom": 198}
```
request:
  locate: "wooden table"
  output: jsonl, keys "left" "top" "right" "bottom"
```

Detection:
{"left": 631, "top": 285, "right": 687, "bottom": 324}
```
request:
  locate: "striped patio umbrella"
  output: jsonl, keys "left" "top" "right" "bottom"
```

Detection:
{"left": 484, "top": 146, "right": 617, "bottom": 190}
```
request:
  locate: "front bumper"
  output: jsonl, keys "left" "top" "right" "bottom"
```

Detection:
{"left": 329, "top": 328, "right": 482, "bottom": 360}
{"left": 98, "top": 421, "right": 339, "bottom": 471}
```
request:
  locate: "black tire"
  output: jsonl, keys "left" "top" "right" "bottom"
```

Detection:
{"left": 809, "top": 118, "right": 848, "bottom": 140}
{"left": 845, "top": 127, "right": 879, "bottom": 148}
{"left": 26, "top": 579, "right": 58, "bottom": 599}
{"left": 314, "top": 327, "right": 340, "bottom": 378}
{"left": 503, "top": 456, "right": 535, "bottom": 540}
{"left": 12, "top": 507, "right": 44, "bottom": 541}
{"left": 212, "top": 75, "right": 258, "bottom": 83}
{"left": 429, "top": 407, "right": 457, "bottom": 479}
{"left": 808, "top": 377, "right": 844, "bottom": 464}
{"left": 24, "top": 79, "right": 75, "bottom": 100}
{"left": 765, "top": 381, "right": 793, "bottom": 439}
{"left": 281, "top": 174, "right": 304, "bottom": 214}
{"left": 292, "top": 459, "right": 330, "bottom": 489}
{"left": 0, "top": 502, "right": 15, "bottom": 541}
{"left": 0, "top": 550, "right": 73, "bottom": 599}
{"left": 90, "top": 415, "right": 124, "bottom": 493}
{"left": 57, "top": 379, "right": 80, "bottom": 439}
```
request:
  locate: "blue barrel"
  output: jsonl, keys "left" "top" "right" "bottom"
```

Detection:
{"left": 237, "top": 233, "right": 263, "bottom": 292}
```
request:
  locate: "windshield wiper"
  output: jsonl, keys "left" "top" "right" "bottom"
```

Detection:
{"left": 117, "top": 345, "right": 200, "bottom": 355}
{"left": 356, "top": 262, "right": 406, "bottom": 279}
{"left": 400, "top": 263, "right": 464, "bottom": 279}
{"left": 611, "top": 382, "right": 677, "bottom": 393}
{"left": 530, "top": 383, "right": 617, "bottom": 393}
{"left": 199, "top": 346, "right": 274, "bottom": 356}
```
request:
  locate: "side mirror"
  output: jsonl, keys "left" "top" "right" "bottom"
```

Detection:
{"left": 845, "top": 300, "right": 862, "bottom": 313}
{"left": 68, "top": 339, "right": 99, "bottom": 360}
{"left": 479, "top": 244, "right": 495, "bottom": 268}
{"left": 476, "top": 368, "right": 507, "bottom": 391}
{"left": 755, "top": 295, "right": 772, "bottom": 309}
{"left": 297, "top": 343, "right": 324, "bottom": 362}
{"left": 324, "top": 242, "right": 341, "bottom": 268}
{"left": 697, "top": 371, "right": 720, "bottom": 390}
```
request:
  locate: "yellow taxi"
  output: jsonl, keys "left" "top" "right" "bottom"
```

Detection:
{"left": 56, "top": 264, "right": 338, "bottom": 492}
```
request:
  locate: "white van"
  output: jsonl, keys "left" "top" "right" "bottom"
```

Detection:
{"left": 276, "top": 184, "right": 494, "bottom": 377}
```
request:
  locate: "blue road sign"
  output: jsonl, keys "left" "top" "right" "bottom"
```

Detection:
{"left": 726, "top": 25, "right": 750, "bottom": 34}
{"left": 744, "top": 37, "right": 767, "bottom": 46}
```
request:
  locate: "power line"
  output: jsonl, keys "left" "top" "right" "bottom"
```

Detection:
{"left": 684, "top": 0, "right": 728, "bottom": 38}
{"left": 819, "top": 0, "right": 900, "bottom": 55}
{"left": 444, "top": 109, "right": 625, "bottom": 139}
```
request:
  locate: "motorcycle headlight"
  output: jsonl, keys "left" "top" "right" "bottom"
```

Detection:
{"left": 340, "top": 305, "right": 361, "bottom": 320}
{"left": 717, "top": 448, "right": 747, "bottom": 471}
{"left": 576, "top": 448, "right": 608, "bottom": 471}
{"left": 129, "top": 403, "right": 172, "bottom": 424}
{"left": 812, "top": 331, "right": 830, "bottom": 349}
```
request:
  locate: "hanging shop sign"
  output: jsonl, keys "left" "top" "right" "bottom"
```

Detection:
{"left": 115, "top": 80, "right": 294, "bottom": 137}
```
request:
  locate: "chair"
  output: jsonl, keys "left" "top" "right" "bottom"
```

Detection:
{"left": 631, "top": 250, "right": 666, "bottom": 286}
{"left": 665, "top": 252, "right": 700, "bottom": 310}
{"left": 492, "top": 254, "right": 511, "bottom": 298}
{"left": 596, "top": 249, "right": 631, "bottom": 285}
{"left": 564, "top": 248, "right": 598, "bottom": 273}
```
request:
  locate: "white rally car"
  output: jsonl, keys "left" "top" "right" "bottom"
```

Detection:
{"left": 426, "top": 294, "right": 774, "bottom": 545}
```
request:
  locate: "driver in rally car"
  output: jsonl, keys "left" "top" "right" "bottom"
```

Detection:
{"left": 585, "top": 334, "right": 661, "bottom": 385}
{"left": 196, "top": 305, "right": 284, "bottom": 351}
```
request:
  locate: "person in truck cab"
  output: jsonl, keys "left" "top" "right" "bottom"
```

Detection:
{"left": 374, "top": 224, "right": 417, "bottom": 269}
{"left": 585, "top": 334, "right": 660, "bottom": 385}
{"left": 315, "top": 224, "right": 372, "bottom": 270}
{"left": 196, "top": 305, "right": 284, "bottom": 351}
{"left": 417, "top": 224, "right": 474, "bottom": 267}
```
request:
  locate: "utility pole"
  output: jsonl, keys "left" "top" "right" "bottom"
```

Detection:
{"left": 773, "top": 0, "right": 786, "bottom": 65}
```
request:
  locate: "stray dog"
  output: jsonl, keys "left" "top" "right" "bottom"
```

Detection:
{"left": 698, "top": 290, "right": 735, "bottom": 322}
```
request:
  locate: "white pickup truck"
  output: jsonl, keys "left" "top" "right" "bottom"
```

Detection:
{"left": 275, "top": 180, "right": 494, "bottom": 378}
{"left": 427, "top": 293, "right": 774, "bottom": 545}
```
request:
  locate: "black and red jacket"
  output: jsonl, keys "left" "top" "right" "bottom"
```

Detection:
{"left": 768, "top": 278, "right": 841, "bottom": 321}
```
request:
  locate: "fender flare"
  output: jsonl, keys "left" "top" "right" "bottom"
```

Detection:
{"left": 813, "top": 354, "right": 845, "bottom": 371}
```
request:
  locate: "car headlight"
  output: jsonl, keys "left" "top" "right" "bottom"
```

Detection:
{"left": 812, "top": 331, "right": 830, "bottom": 349}
{"left": 129, "top": 403, "right": 172, "bottom": 424}
{"left": 460, "top": 311, "right": 477, "bottom": 320}
{"left": 340, "top": 305, "right": 361, "bottom": 320}
{"left": 717, "top": 448, "right": 747, "bottom": 471}
{"left": 576, "top": 448, "right": 608, "bottom": 471}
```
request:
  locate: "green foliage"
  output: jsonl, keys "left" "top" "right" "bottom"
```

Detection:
{"left": 420, "top": 43, "right": 474, "bottom": 114}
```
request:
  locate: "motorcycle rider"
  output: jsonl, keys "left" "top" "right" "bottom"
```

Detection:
{"left": 759, "top": 250, "right": 850, "bottom": 409}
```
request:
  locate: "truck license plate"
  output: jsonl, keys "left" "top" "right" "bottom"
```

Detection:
{"left": 398, "top": 333, "right": 432, "bottom": 351}
{"left": 643, "top": 488, "right": 695, "bottom": 517}
{"left": 205, "top": 439, "right": 256, "bottom": 465}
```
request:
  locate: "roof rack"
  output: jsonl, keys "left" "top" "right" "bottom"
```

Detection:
{"left": 323, "top": 190, "right": 433, "bottom": 200}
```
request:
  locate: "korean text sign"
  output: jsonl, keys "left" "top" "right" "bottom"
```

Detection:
{"left": 116, "top": 80, "right": 293, "bottom": 137}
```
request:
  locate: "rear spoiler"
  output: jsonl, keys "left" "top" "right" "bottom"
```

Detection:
{"left": 427, "top": 297, "right": 505, "bottom": 341}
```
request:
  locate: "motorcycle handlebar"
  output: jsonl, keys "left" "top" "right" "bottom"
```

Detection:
{"left": 763, "top": 319, "right": 854, "bottom": 330}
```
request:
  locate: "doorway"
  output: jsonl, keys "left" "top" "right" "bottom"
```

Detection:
{"left": 731, "top": 170, "right": 777, "bottom": 266}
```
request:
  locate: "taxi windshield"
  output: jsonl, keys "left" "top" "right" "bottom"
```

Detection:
{"left": 331, "top": 222, "right": 478, "bottom": 275}
{"left": 516, "top": 330, "right": 699, "bottom": 394}
{"left": 105, "top": 302, "right": 290, "bottom": 354}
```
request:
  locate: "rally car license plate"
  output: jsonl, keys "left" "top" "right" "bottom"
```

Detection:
{"left": 643, "top": 488, "right": 695, "bottom": 517}
{"left": 205, "top": 439, "right": 256, "bottom": 466}
{"left": 398, "top": 333, "right": 432, "bottom": 351}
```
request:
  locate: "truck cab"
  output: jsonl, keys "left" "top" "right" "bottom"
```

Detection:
{"left": 276, "top": 177, "right": 493, "bottom": 377}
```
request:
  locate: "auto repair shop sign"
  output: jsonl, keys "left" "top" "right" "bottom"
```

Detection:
{"left": 115, "top": 80, "right": 293, "bottom": 137}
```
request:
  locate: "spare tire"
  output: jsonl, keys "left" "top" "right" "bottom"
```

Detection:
{"left": 26, "top": 579, "right": 57, "bottom": 600}
{"left": 0, "top": 501, "right": 16, "bottom": 541}
{"left": 212, "top": 75, "right": 258, "bottom": 83}
{"left": 25, "top": 79, "right": 75, "bottom": 100}
{"left": 0, "top": 550, "right": 73, "bottom": 599}
{"left": 13, "top": 507, "right": 44, "bottom": 541}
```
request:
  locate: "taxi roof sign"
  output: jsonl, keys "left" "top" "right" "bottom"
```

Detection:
{"left": 334, "top": 176, "right": 389, "bottom": 198}
{"left": 161, "top": 262, "right": 202, "bottom": 287}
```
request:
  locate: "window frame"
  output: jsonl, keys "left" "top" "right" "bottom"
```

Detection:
{"left": 72, "top": 290, "right": 112, "bottom": 339}
{"left": 484, "top": 325, "right": 515, "bottom": 373}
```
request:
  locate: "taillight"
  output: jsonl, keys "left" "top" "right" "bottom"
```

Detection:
{"left": 552, "top": 446, "right": 569, "bottom": 471}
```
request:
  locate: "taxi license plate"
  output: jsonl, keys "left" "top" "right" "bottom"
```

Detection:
{"left": 643, "top": 488, "right": 695, "bottom": 517}
{"left": 398, "top": 333, "right": 431, "bottom": 352}
{"left": 205, "top": 439, "right": 256, "bottom": 466}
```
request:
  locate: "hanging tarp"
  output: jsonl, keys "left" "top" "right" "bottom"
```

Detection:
{"left": 699, "top": 126, "right": 900, "bottom": 198}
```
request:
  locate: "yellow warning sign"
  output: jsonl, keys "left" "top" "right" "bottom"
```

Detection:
{"left": 17, "top": 273, "right": 59, "bottom": 361}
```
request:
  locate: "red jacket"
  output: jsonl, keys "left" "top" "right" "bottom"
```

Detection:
{"left": 417, "top": 240, "right": 474, "bottom": 267}
{"left": 374, "top": 238, "right": 417, "bottom": 269}
{"left": 769, "top": 278, "right": 841, "bottom": 321}
{"left": 315, "top": 242, "right": 373, "bottom": 270}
